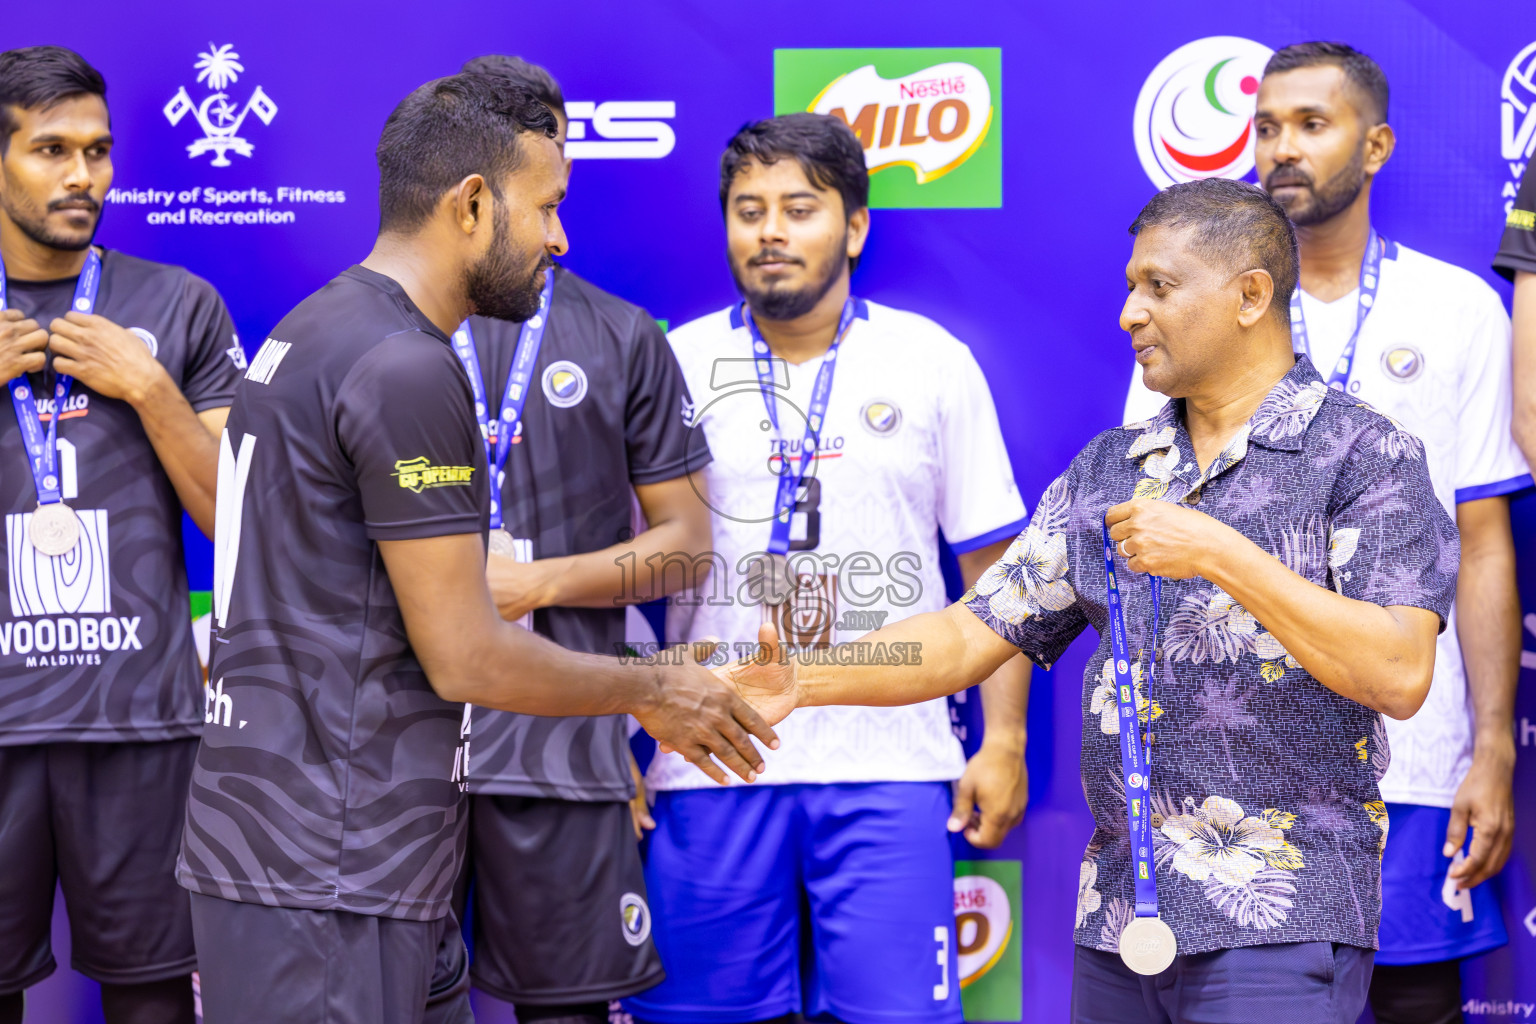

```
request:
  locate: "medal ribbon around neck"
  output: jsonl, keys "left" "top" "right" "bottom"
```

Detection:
{"left": 743, "top": 296, "right": 859, "bottom": 556}
{"left": 2, "top": 248, "right": 102, "bottom": 510}
{"left": 1288, "top": 228, "right": 1386, "bottom": 391}
{"left": 1102, "top": 519, "right": 1167, "bottom": 932}
{"left": 450, "top": 272, "right": 556, "bottom": 532}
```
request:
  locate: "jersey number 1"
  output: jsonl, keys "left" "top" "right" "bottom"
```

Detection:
{"left": 213, "top": 431, "right": 258, "bottom": 629}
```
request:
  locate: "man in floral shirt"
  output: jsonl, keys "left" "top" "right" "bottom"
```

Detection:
{"left": 726, "top": 178, "right": 1458, "bottom": 1022}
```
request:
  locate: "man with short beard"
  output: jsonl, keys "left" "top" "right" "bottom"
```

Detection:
{"left": 0, "top": 46, "right": 245, "bottom": 1024}
{"left": 1124, "top": 43, "right": 1528, "bottom": 1024}
{"left": 624, "top": 113, "right": 1031, "bottom": 1024}
{"left": 176, "top": 73, "right": 780, "bottom": 1024}
{"left": 444, "top": 55, "right": 705, "bottom": 1024}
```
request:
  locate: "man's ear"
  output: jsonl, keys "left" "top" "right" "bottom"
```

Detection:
{"left": 451, "top": 173, "right": 490, "bottom": 236}
{"left": 846, "top": 207, "right": 870, "bottom": 261}
{"left": 1363, "top": 122, "right": 1395, "bottom": 176}
{"left": 1236, "top": 268, "right": 1276, "bottom": 328}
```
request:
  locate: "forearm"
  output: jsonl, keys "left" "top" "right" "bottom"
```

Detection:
{"left": 1511, "top": 272, "right": 1536, "bottom": 464}
{"left": 1456, "top": 545, "right": 1520, "bottom": 762}
{"left": 797, "top": 602, "right": 1014, "bottom": 709}
{"left": 978, "top": 654, "right": 1030, "bottom": 755}
{"left": 131, "top": 372, "right": 219, "bottom": 536}
{"left": 530, "top": 516, "right": 704, "bottom": 609}
{"left": 1201, "top": 528, "right": 1434, "bottom": 718}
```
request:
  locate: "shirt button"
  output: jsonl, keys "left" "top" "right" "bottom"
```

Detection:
{"left": 1151, "top": 813, "right": 1165, "bottom": 829}
{"left": 1185, "top": 491, "right": 1201, "bottom": 506}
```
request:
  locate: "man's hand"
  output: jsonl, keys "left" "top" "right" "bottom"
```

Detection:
{"left": 632, "top": 644, "right": 780, "bottom": 786}
{"left": 486, "top": 552, "right": 556, "bottom": 623}
{"left": 714, "top": 621, "right": 798, "bottom": 728}
{"left": 48, "top": 311, "right": 168, "bottom": 406}
{"left": 950, "top": 741, "right": 1028, "bottom": 848}
{"left": 628, "top": 754, "right": 656, "bottom": 840}
{"left": 0, "top": 309, "right": 48, "bottom": 382}
{"left": 1446, "top": 735, "right": 1516, "bottom": 890}
{"left": 1106, "top": 498, "right": 1237, "bottom": 579}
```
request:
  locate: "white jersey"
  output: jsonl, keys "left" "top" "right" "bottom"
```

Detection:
{"left": 1125, "top": 242, "right": 1531, "bottom": 807}
{"left": 652, "top": 298, "right": 1028, "bottom": 790}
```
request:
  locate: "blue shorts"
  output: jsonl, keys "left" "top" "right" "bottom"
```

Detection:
{"left": 622, "top": 782, "right": 963, "bottom": 1024}
{"left": 1071, "top": 941, "right": 1373, "bottom": 1023}
{"left": 1377, "top": 802, "right": 1507, "bottom": 965}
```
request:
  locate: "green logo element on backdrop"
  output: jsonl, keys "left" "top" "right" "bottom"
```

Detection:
{"left": 774, "top": 47, "right": 1002, "bottom": 209}
{"left": 954, "top": 859, "right": 1021, "bottom": 1022}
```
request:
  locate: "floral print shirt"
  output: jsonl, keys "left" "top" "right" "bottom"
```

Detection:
{"left": 965, "top": 356, "right": 1458, "bottom": 955}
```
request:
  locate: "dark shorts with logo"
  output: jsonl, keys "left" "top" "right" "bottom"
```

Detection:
{"left": 461, "top": 794, "right": 664, "bottom": 1006}
{"left": 0, "top": 739, "right": 199, "bottom": 993}
{"left": 190, "top": 893, "right": 472, "bottom": 1024}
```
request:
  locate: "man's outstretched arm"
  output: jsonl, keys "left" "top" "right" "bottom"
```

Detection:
{"left": 380, "top": 532, "right": 776, "bottom": 785}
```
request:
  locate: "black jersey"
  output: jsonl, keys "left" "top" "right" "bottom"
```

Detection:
{"left": 0, "top": 249, "right": 242, "bottom": 744}
{"left": 177, "top": 266, "right": 487, "bottom": 921}
{"left": 466, "top": 267, "right": 702, "bottom": 801}
{"left": 1495, "top": 160, "right": 1536, "bottom": 280}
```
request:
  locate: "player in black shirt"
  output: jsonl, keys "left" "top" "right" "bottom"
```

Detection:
{"left": 1497, "top": 161, "right": 1536, "bottom": 475}
{"left": 449, "top": 55, "right": 709, "bottom": 1023}
{"left": 177, "top": 72, "right": 779, "bottom": 1024}
{"left": 0, "top": 47, "right": 243, "bottom": 1024}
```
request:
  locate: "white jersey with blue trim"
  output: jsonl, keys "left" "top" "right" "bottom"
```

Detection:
{"left": 653, "top": 298, "right": 1028, "bottom": 790}
{"left": 1126, "top": 241, "right": 1532, "bottom": 807}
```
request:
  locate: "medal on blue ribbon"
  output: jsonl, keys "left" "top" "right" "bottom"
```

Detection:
{"left": 2, "top": 248, "right": 102, "bottom": 557}
{"left": 451, "top": 272, "right": 556, "bottom": 560}
{"left": 741, "top": 297, "right": 859, "bottom": 606}
{"left": 1103, "top": 517, "right": 1176, "bottom": 975}
{"left": 1289, "top": 228, "right": 1387, "bottom": 392}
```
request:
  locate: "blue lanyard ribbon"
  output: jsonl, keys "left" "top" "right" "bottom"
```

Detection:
{"left": 1289, "top": 228, "right": 1386, "bottom": 391}
{"left": 743, "top": 297, "right": 859, "bottom": 556}
{"left": 450, "top": 272, "right": 556, "bottom": 531}
{"left": 1102, "top": 519, "right": 1162, "bottom": 918}
{"left": 2, "top": 249, "right": 102, "bottom": 507}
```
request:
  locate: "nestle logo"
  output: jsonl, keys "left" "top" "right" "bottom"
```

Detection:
{"left": 899, "top": 76, "right": 966, "bottom": 99}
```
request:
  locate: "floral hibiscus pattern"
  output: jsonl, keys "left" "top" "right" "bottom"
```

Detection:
{"left": 966, "top": 356, "right": 1458, "bottom": 956}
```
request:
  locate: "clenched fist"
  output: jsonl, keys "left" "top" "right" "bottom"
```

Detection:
{"left": 1106, "top": 498, "right": 1241, "bottom": 579}
{"left": 0, "top": 309, "right": 49, "bottom": 383}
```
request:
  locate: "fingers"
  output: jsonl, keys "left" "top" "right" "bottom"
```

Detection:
{"left": 757, "top": 620, "right": 782, "bottom": 663}
{"left": 683, "top": 748, "right": 728, "bottom": 786}
{"left": 1442, "top": 803, "right": 1470, "bottom": 863}
{"left": 1451, "top": 826, "right": 1496, "bottom": 889}
{"left": 46, "top": 332, "right": 83, "bottom": 359}
{"left": 965, "top": 810, "right": 1009, "bottom": 850}
{"left": 1, "top": 308, "right": 23, "bottom": 322}
{"left": 948, "top": 776, "right": 977, "bottom": 835}
{"left": 628, "top": 797, "right": 655, "bottom": 840}
{"left": 1105, "top": 501, "right": 1137, "bottom": 526}
{"left": 733, "top": 697, "right": 779, "bottom": 752}
{"left": 49, "top": 356, "right": 82, "bottom": 380}
{"left": 707, "top": 713, "right": 765, "bottom": 782}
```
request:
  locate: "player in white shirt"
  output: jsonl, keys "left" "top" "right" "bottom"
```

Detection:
{"left": 1124, "top": 44, "right": 1528, "bottom": 1023}
{"left": 623, "top": 114, "right": 1031, "bottom": 1024}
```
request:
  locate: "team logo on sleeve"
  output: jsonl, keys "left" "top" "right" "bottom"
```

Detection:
{"left": 860, "top": 399, "right": 902, "bottom": 436}
{"left": 619, "top": 892, "right": 652, "bottom": 947}
{"left": 1380, "top": 347, "right": 1424, "bottom": 382}
{"left": 1133, "top": 37, "right": 1274, "bottom": 189}
{"left": 542, "top": 360, "right": 589, "bottom": 408}
{"left": 392, "top": 457, "right": 475, "bottom": 492}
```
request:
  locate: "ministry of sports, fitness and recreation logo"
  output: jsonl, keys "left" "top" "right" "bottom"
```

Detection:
{"left": 774, "top": 48, "right": 1002, "bottom": 209}
{"left": 164, "top": 44, "right": 278, "bottom": 167}
{"left": 542, "top": 360, "right": 588, "bottom": 408}
{"left": 619, "top": 892, "right": 651, "bottom": 947}
{"left": 860, "top": 399, "right": 901, "bottom": 437}
{"left": 1134, "top": 37, "right": 1275, "bottom": 189}
{"left": 954, "top": 861, "right": 1021, "bottom": 1020}
{"left": 1381, "top": 346, "right": 1425, "bottom": 382}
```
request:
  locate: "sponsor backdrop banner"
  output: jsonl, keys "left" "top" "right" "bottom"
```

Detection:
{"left": 2, "top": 1, "right": 1531, "bottom": 1020}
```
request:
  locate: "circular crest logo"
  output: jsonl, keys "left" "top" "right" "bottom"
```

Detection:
{"left": 1380, "top": 346, "right": 1424, "bottom": 382}
{"left": 1502, "top": 41, "right": 1536, "bottom": 162}
{"left": 620, "top": 892, "right": 652, "bottom": 947}
{"left": 954, "top": 874, "right": 1012, "bottom": 988}
{"left": 542, "top": 360, "right": 588, "bottom": 408}
{"left": 129, "top": 327, "right": 160, "bottom": 358}
{"left": 860, "top": 399, "right": 902, "bottom": 436}
{"left": 1134, "top": 37, "right": 1275, "bottom": 189}
{"left": 1128, "top": 772, "right": 1144, "bottom": 789}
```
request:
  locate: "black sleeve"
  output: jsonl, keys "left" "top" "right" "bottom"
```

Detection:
{"left": 335, "top": 332, "right": 487, "bottom": 540}
{"left": 178, "top": 273, "right": 245, "bottom": 411}
{"left": 1495, "top": 160, "right": 1536, "bottom": 281}
{"left": 624, "top": 311, "right": 710, "bottom": 484}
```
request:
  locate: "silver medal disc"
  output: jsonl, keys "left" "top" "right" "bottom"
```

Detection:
{"left": 487, "top": 528, "right": 519, "bottom": 559}
{"left": 30, "top": 502, "right": 81, "bottom": 557}
{"left": 748, "top": 553, "right": 794, "bottom": 606}
{"left": 1118, "top": 915, "right": 1177, "bottom": 976}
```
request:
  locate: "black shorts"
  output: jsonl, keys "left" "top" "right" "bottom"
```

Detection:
{"left": 464, "top": 794, "right": 665, "bottom": 1005}
{"left": 189, "top": 893, "right": 471, "bottom": 1024}
{"left": 0, "top": 739, "right": 198, "bottom": 993}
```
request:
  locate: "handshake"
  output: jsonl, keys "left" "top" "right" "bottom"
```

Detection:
{"left": 635, "top": 622, "right": 799, "bottom": 785}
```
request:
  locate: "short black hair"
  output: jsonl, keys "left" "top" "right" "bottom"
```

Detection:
{"left": 1129, "top": 178, "right": 1299, "bottom": 324}
{"left": 720, "top": 112, "right": 869, "bottom": 219}
{"left": 459, "top": 54, "right": 563, "bottom": 115}
{"left": 376, "top": 72, "right": 558, "bottom": 234}
{"left": 0, "top": 46, "right": 107, "bottom": 154}
{"left": 1265, "top": 42, "right": 1389, "bottom": 124}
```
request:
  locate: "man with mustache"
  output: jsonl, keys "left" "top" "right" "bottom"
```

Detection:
{"left": 624, "top": 113, "right": 1031, "bottom": 1024}
{"left": 1125, "top": 43, "right": 1528, "bottom": 1023}
{"left": 445, "top": 55, "right": 705, "bottom": 1024}
{"left": 176, "top": 72, "right": 778, "bottom": 1024}
{"left": 0, "top": 46, "right": 246, "bottom": 1024}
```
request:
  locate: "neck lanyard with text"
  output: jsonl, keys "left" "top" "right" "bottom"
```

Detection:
{"left": 1289, "top": 228, "right": 1386, "bottom": 391}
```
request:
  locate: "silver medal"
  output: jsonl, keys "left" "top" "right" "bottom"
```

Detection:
{"left": 29, "top": 502, "right": 81, "bottom": 557}
{"left": 1118, "top": 915, "right": 1177, "bottom": 976}
{"left": 747, "top": 553, "right": 794, "bottom": 606}
{"left": 487, "top": 528, "right": 519, "bottom": 559}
